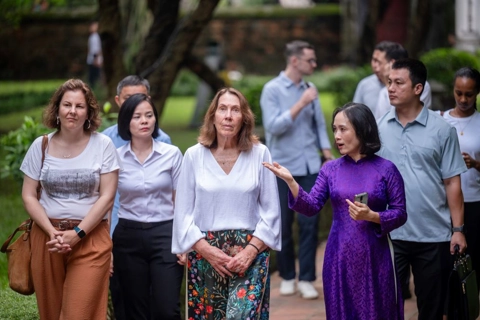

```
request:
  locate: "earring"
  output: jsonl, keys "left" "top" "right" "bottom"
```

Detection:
{"left": 56, "top": 116, "right": 60, "bottom": 125}
{"left": 86, "top": 119, "right": 91, "bottom": 129}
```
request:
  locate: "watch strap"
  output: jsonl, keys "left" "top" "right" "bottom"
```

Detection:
{"left": 452, "top": 225, "right": 464, "bottom": 233}
{"left": 74, "top": 226, "right": 86, "bottom": 239}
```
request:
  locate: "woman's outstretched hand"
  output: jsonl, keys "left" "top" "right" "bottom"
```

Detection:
{"left": 262, "top": 162, "right": 292, "bottom": 181}
{"left": 263, "top": 162, "right": 299, "bottom": 198}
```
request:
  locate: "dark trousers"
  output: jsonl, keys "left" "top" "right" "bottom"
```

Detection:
{"left": 88, "top": 64, "right": 101, "bottom": 88}
{"left": 393, "top": 240, "right": 451, "bottom": 320}
{"left": 276, "top": 173, "right": 319, "bottom": 281}
{"left": 113, "top": 219, "right": 183, "bottom": 320}
{"left": 464, "top": 201, "right": 480, "bottom": 291}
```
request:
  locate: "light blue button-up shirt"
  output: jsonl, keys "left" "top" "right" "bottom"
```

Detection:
{"left": 377, "top": 107, "right": 467, "bottom": 242}
{"left": 102, "top": 124, "right": 172, "bottom": 236}
{"left": 260, "top": 72, "right": 331, "bottom": 176}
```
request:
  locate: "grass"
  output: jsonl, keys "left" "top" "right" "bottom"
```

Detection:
{"left": 0, "top": 92, "right": 337, "bottom": 319}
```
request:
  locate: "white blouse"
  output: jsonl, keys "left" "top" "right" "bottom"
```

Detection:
{"left": 117, "top": 139, "right": 183, "bottom": 222}
{"left": 172, "top": 143, "right": 281, "bottom": 253}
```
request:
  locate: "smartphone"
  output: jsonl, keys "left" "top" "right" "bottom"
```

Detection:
{"left": 354, "top": 192, "right": 368, "bottom": 205}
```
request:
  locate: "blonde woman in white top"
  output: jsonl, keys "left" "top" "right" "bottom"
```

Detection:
{"left": 172, "top": 88, "right": 281, "bottom": 320}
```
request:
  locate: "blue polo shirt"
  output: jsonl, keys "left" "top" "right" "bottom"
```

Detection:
{"left": 102, "top": 124, "right": 172, "bottom": 236}
{"left": 377, "top": 107, "right": 467, "bottom": 242}
{"left": 260, "top": 71, "right": 331, "bottom": 176}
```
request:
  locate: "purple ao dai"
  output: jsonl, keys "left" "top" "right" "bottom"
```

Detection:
{"left": 289, "top": 155, "right": 407, "bottom": 319}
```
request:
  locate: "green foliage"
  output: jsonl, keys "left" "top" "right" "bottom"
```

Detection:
{"left": 0, "top": 0, "right": 65, "bottom": 28}
{"left": 0, "top": 117, "right": 50, "bottom": 182}
{"left": 420, "top": 48, "right": 480, "bottom": 93}
{"left": 170, "top": 70, "right": 201, "bottom": 97}
{"left": 233, "top": 75, "right": 271, "bottom": 126}
{"left": 320, "top": 65, "right": 372, "bottom": 108}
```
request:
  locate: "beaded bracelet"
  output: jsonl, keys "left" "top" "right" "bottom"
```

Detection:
{"left": 248, "top": 243, "right": 260, "bottom": 253}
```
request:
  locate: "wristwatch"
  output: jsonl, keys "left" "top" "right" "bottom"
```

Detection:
{"left": 452, "top": 225, "right": 464, "bottom": 234}
{"left": 74, "top": 226, "right": 86, "bottom": 239}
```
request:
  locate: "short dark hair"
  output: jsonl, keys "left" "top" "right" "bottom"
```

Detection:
{"left": 332, "top": 102, "right": 381, "bottom": 156}
{"left": 375, "top": 41, "right": 408, "bottom": 61}
{"left": 117, "top": 93, "right": 159, "bottom": 140}
{"left": 116, "top": 75, "right": 150, "bottom": 95}
{"left": 454, "top": 67, "right": 480, "bottom": 92}
{"left": 284, "top": 40, "right": 314, "bottom": 60}
{"left": 198, "top": 87, "right": 258, "bottom": 151}
{"left": 44, "top": 79, "right": 101, "bottom": 132}
{"left": 392, "top": 58, "right": 427, "bottom": 93}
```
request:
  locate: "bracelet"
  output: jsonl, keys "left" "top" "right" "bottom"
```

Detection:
{"left": 248, "top": 243, "right": 260, "bottom": 253}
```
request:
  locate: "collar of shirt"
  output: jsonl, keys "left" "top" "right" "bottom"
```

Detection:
{"left": 388, "top": 104, "right": 428, "bottom": 127}
{"left": 121, "top": 138, "right": 165, "bottom": 162}
{"left": 279, "top": 71, "right": 308, "bottom": 89}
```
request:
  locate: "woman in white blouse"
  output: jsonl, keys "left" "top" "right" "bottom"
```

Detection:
{"left": 113, "top": 93, "right": 184, "bottom": 319}
{"left": 172, "top": 87, "right": 281, "bottom": 319}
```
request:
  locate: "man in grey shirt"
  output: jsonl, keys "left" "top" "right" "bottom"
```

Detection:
{"left": 260, "top": 40, "right": 332, "bottom": 299}
{"left": 377, "top": 58, "right": 467, "bottom": 319}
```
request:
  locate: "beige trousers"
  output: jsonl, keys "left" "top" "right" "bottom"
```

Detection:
{"left": 31, "top": 221, "right": 112, "bottom": 320}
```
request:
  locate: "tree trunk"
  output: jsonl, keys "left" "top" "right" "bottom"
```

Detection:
{"left": 183, "top": 55, "right": 225, "bottom": 92}
{"left": 358, "top": 0, "right": 381, "bottom": 63}
{"left": 140, "top": 0, "right": 221, "bottom": 117}
{"left": 405, "top": 0, "right": 431, "bottom": 58}
{"left": 135, "top": 1, "right": 180, "bottom": 73}
{"left": 98, "top": 0, "right": 127, "bottom": 111}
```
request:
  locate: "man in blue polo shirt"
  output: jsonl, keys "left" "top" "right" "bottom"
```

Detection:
{"left": 102, "top": 75, "right": 171, "bottom": 320}
{"left": 377, "top": 58, "right": 467, "bottom": 319}
{"left": 260, "top": 40, "right": 333, "bottom": 300}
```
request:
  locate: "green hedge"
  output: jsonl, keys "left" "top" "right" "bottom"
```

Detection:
{"left": 420, "top": 48, "right": 480, "bottom": 93}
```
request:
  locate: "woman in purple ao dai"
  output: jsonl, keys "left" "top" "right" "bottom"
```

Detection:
{"left": 264, "top": 103, "right": 407, "bottom": 319}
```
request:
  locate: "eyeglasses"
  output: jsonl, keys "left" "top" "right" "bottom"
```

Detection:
{"left": 297, "top": 57, "right": 317, "bottom": 65}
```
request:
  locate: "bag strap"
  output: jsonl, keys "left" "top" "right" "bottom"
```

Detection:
{"left": 0, "top": 219, "right": 32, "bottom": 253}
{"left": 35, "top": 134, "right": 48, "bottom": 201}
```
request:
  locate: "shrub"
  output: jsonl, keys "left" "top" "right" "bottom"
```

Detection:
{"left": 170, "top": 70, "right": 200, "bottom": 97}
{"left": 0, "top": 117, "right": 50, "bottom": 183}
{"left": 319, "top": 65, "right": 372, "bottom": 108}
{"left": 420, "top": 48, "right": 480, "bottom": 93}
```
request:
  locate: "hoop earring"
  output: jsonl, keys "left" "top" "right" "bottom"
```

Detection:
{"left": 86, "top": 119, "right": 91, "bottom": 129}
{"left": 56, "top": 116, "right": 60, "bottom": 125}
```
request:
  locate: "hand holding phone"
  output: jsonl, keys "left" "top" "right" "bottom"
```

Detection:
{"left": 354, "top": 192, "right": 368, "bottom": 205}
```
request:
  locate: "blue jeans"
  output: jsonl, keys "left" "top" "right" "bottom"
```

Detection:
{"left": 276, "top": 174, "right": 319, "bottom": 281}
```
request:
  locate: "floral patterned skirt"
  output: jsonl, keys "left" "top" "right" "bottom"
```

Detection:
{"left": 187, "top": 229, "right": 270, "bottom": 320}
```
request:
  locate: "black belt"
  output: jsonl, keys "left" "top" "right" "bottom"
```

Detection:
{"left": 118, "top": 218, "right": 171, "bottom": 229}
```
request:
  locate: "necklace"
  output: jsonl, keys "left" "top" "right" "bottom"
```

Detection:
{"left": 451, "top": 110, "right": 475, "bottom": 136}
{"left": 458, "top": 118, "right": 473, "bottom": 135}
{"left": 62, "top": 154, "right": 71, "bottom": 158}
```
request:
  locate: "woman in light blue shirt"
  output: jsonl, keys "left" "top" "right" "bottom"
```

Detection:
{"left": 113, "top": 93, "right": 184, "bottom": 320}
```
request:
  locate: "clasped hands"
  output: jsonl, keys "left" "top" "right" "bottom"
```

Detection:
{"left": 200, "top": 245, "right": 256, "bottom": 278}
{"left": 46, "top": 230, "right": 79, "bottom": 254}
